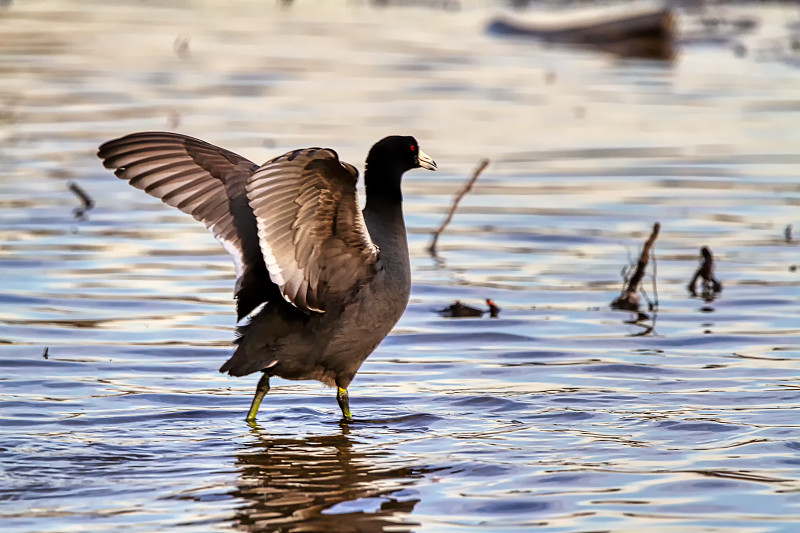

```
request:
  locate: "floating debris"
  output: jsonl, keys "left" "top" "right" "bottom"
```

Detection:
{"left": 68, "top": 181, "right": 94, "bottom": 219}
{"left": 611, "top": 222, "right": 660, "bottom": 317}
{"left": 42, "top": 346, "right": 49, "bottom": 359}
{"left": 438, "top": 298, "right": 501, "bottom": 318}
{"left": 688, "top": 246, "right": 722, "bottom": 300}
{"left": 438, "top": 300, "right": 482, "bottom": 317}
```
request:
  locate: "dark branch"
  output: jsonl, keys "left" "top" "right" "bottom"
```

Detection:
{"left": 428, "top": 158, "right": 489, "bottom": 256}
{"left": 688, "top": 245, "right": 722, "bottom": 299}
{"left": 68, "top": 181, "right": 95, "bottom": 219}
{"left": 611, "top": 222, "right": 660, "bottom": 314}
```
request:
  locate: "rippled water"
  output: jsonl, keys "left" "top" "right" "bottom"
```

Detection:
{"left": 2, "top": 1, "right": 800, "bottom": 532}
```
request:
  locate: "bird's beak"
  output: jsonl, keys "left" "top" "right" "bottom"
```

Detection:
{"left": 418, "top": 149, "right": 437, "bottom": 171}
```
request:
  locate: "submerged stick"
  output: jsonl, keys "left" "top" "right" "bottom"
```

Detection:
{"left": 612, "top": 222, "right": 660, "bottom": 313}
{"left": 428, "top": 158, "right": 489, "bottom": 256}
{"left": 627, "top": 222, "right": 660, "bottom": 294}
{"left": 68, "top": 181, "right": 95, "bottom": 218}
{"left": 68, "top": 181, "right": 94, "bottom": 209}
{"left": 687, "top": 246, "right": 722, "bottom": 298}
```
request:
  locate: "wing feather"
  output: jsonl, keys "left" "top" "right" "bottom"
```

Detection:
{"left": 98, "top": 132, "right": 274, "bottom": 320}
{"left": 246, "top": 148, "right": 379, "bottom": 313}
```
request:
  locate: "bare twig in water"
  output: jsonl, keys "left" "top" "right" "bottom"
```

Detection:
{"left": 650, "top": 244, "right": 659, "bottom": 311}
{"left": 68, "top": 181, "right": 94, "bottom": 219}
{"left": 688, "top": 246, "right": 722, "bottom": 300}
{"left": 611, "top": 222, "right": 660, "bottom": 315}
{"left": 428, "top": 158, "right": 490, "bottom": 256}
{"left": 628, "top": 245, "right": 660, "bottom": 336}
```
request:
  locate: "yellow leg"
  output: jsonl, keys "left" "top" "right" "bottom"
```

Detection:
{"left": 245, "top": 373, "right": 270, "bottom": 422}
{"left": 337, "top": 386, "right": 353, "bottom": 422}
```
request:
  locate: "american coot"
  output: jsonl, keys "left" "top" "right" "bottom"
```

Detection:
{"left": 97, "top": 133, "right": 436, "bottom": 422}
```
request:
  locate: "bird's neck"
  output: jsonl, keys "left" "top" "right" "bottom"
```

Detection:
{"left": 363, "top": 162, "right": 408, "bottom": 263}
{"left": 363, "top": 198, "right": 410, "bottom": 304}
{"left": 362, "top": 164, "right": 411, "bottom": 308}
{"left": 363, "top": 161, "right": 403, "bottom": 205}
{"left": 363, "top": 195, "right": 407, "bottom": 252}
{"left": 364, "top": 167, "right": 407, "bottom": 263}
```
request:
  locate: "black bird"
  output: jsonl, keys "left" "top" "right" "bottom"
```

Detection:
{"left": 98, "top": 132, "right": 436, "bottom": 421}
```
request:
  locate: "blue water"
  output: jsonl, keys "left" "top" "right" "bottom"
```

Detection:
{"left": 2, "top": 1, "right": 800, "bottom": 532}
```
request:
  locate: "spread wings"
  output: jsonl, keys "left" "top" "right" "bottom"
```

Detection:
{"left": 98, "top": 132, "right": 378, "bottom": 317}
{"left": 246, "top": 148, "right": 379, "bottom": 313}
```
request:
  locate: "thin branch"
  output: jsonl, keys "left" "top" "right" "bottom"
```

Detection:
{"left": 638, "top": 248, "right": 659, "bottom": 336}
{"left": 68, "top": 181, "right": 95, "bottom": 219}
{"left": 428, "top": 158, "right": 490, "bottom": 256}
{"left": 651, "top": 246, "right": 659, "bottom": 310}
{"left": 626, "top": 222, "right": 660, "bottom": 294}
{"left": 611, "top": 222, "right": 660, "bottom": 313}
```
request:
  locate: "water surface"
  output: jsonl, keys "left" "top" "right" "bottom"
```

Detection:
{"left": 2, "top": 1, "right": 800, "bottom": 532}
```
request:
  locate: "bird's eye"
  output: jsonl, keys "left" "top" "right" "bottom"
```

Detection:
{"left": 410, "top": 145, "right": 416, "bottom": 151}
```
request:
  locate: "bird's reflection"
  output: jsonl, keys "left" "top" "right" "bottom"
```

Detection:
{"left": 230, "top": 426, "right": 425, "bottom": 532}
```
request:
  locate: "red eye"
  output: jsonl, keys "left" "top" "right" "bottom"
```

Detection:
{"left": 410, "top": 145, "right": 416, "bottom": 151}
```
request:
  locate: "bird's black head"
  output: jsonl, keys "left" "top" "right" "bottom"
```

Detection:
{"left": 364, "top": 135, "right": 436, "bottom": 204}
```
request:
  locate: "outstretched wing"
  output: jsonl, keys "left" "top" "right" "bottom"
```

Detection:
{"left": 246, "top": 148, "right": 379, "bottom": 313}
{"left": 97, "top": 132, "right": 273, "bottom": 320}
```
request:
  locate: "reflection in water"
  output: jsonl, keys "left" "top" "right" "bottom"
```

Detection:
{"left": 2, "top": 2, "right": 800, "bottom": 532}
{"left": 230, "top": 427, "right": 424, "bottom": 533}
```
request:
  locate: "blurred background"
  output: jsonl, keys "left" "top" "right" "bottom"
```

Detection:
{"left": 1, "top": 1, "right": 799, "bottom": 532}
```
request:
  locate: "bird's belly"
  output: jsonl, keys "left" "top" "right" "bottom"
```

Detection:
{"left": 320, "top": 280, "right": 409, "bottom": 387}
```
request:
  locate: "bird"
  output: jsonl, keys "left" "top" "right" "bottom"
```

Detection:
{"left": 97, "top": 132, "right": 437, "bottom": 422}
{"left": 437, "top": 298, "right": 500, "bottom": 318}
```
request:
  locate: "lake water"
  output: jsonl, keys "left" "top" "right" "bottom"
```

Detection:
{"left": 2, "top": 1, "right": 800, "bottom": 532}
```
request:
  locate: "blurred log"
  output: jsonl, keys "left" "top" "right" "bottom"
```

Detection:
{"left": 487, "top": 8, "right": 675, "bottom": 61}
